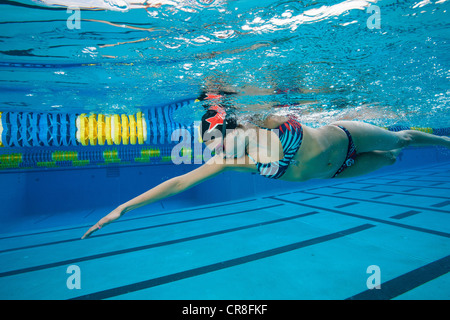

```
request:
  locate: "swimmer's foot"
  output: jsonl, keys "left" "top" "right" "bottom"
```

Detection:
{"left": 389, "top": 148, "right": 403, "bottom": 161}
{"left": 443, "top": 136, "right": 450, "bottom": 148}
{"left": 391, "top": 148, "right": 403, "bottom": 157}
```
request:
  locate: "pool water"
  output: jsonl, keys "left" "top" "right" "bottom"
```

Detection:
{"left": 0, "top": 149, "right": 449, "bottom": 300}
{"left": 0, "top": 0, "right": 449, "bottom": 300}
{"left": 1, "top": 0, "right": 449, "bottom": 127}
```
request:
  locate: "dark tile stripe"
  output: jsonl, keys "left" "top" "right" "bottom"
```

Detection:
{"left": 0, "top": 198, "right": 258, "bottom": 240}
{"left": 271, "top": 197, "right": 450, "bottom": 238}
{"left": 69, "top": 224, "right": 375, "bottom": 300}
{"left": 343, "top": 181, "right": 450, "bottom": 190}
{"left": 363, "top": 163, "right": 450, "bottom": 180}
{"left": 329, "top": 185, "right": 449, "bottom": 199}
{"left": 386, "top": 180, "right": 400, "bottom": 184}
{"left": 300, "top": 196, "right": 320, "bottom": 202}
{"left": 390, "top": 210, "right": 421, "bottom": 220}
{"left": 347, "top": 255, "right": 450, "bottom": 300}
{"left": 0, "top": 204, "right": 282, "bottom": 254}
{"left": 371, "top": 177, "right": 450, "bottom": 184}
{"left": 334, "top": 202, "right": 359, "bottom": 209}
{"left": 403, "top": 188, "right": 421, "bottom": 193}
{"left": 302, "top": 190, "right": 450, "bottom": 214}
{"left": 430, "top": 182, "right": 444, "bottom": 187}
{"left": 0, "top": 210, "right": 319, "bottom": 278}
{"left": 431, "top": 200, "right": 450, "bottom": 208}
{"left": 371, "top": 194, "right": 392, "bottom": 200}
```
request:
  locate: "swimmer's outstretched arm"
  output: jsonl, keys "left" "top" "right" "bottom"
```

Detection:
{"left": 81, "top": 156, "right": 228, "bottom": 239}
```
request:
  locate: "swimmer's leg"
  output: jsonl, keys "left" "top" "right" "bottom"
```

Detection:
{"left": 333, "top": 150, "right": 400, "bottom": 179}
{"left": 331, "top": 121, "right": 450, "bottom": 152}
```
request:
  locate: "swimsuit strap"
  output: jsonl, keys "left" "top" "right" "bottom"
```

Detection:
{"left": 332, "top": 125, "right": 357, "bottom": 178}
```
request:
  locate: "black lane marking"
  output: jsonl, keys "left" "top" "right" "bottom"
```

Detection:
{"left": 302, "top": 190, "right": 450, "bottom": 214}
{"left": 406, "top": 176, "right": 421, "bottom": 180}
{"left": 347, "top": 255, "right": 450, "bottom": 300}
{"left": 0, "top": 198, "right": 258, "bottom": 240}
{"left": 0, "top": 210, "right": 319, "bottom": 278}
{"left": 403, "top": 188, "right": 421, "bottom": 193}
{"left": 328, "top": 185, "right": 449, "bottom": 200}
{"left": 367, "top": 177, "right": 450, "bottom": 184}
{"left": 299, "top": 196, "right": 320, "bottom": 202}
{"left": 69, "top": 224, "right": 375, "bottom": 300}
{"left": 271, "top": 197, "right": 450, "bottom": 238}
{"left": 431, "top": 200, "right": 450, "bottom": 208}
{"left": 334, "top": 202, "right": 359, "bottom": 209}
{"left": 430, "top": 182, "right": 445, "bottom": 187}
{"left": 339, "top": 181, "right": 450, "bottom": 190}
{"left": 0, "top": 204, "right": 282, "bottom": 254}
{"left": 390, "top": 210, "right": 421, "bottom": 220}
{"left": 371, "top": 194, "right": 392, "bottom": 200}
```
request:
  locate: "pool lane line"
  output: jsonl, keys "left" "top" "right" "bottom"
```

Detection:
{"left": 0, "top": 198, "right": 258, "bottom": 241}
{"left": 333, "top": 190, "right": 348, "bottom": 195}
{"left": 354, "top": 162, "right": 450, "bottom": 180}
{"left": 430, "top": 182, "right": 445, "bottom": 186}
{"left": 0, "top": 203, "right": 282, "bottom": 254}
{"left": 68, "top": 224, "right": 375, "bottom": 300}
{"left": 270, "top": 197, "right": 450, "bottom": 238}
{"left": 346, "top": 255, "right": 450, "bottom": 300}
{"left": 325, "top": 185, "right": 450, "bottom": 200}
{"left": 0, "top": 210, "right": 319, "bottom": 278}
{"left": 361, "top": 176, "right": 450, "bottom": 184}
{"left": 334, "top": 202, "right": 359, "bottom": 209}
{"left": 390, "top": 210, "right": 422, "bottom": 220}
{"left": 371, "top": 194, "right": 392, "bottom": 200}
{"left": 344, "top": 161, "right": 450, "bottom": 183}
{"left": 332, "top": 180, "right": 450, "bottom": 190}
{"left": 288, "top": 162, "right": 450, "bottom": 200}
{"left": 408, "top": 174, "right": 450, "bottom": 179}
{"left": 431, "top": 200, "right": 450, "bottom": 208}
{"left": 402, "top": 187, "right": 422, "bottom": 192}
{"left": 300, "top": 190, "right": 450, "bottom": 214}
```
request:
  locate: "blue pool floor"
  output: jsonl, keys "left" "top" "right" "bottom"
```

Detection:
{"left": 0, "top": 161, "right": 449, "bottom": 300}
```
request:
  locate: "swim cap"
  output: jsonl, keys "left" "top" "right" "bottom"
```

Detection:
{"left": 200, "top": 106, "right": 237, "bottom": 143}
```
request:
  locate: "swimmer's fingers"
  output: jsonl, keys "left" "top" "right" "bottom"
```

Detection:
{"left": 81, "top": 210, "right": 122, "bottom": 239}
{"left": 81, "top": 222, "right": 102, "bottom": 240}
{"left": 81, "top": 218, "right": 111, "bottom": 239}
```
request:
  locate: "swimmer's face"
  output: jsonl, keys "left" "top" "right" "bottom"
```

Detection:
{"left": 204, "top": 128, "right": 246, "bottom": 158}
{"left": 204, "top": 137, "right": 224, "bottom": 155}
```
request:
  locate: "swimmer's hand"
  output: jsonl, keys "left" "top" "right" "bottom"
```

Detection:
{"left": 81, "top": 207, "right": 123, "bottom": 239}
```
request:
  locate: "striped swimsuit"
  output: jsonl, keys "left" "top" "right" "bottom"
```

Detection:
{"left": 248, "top": 117, "right": 303, "bottom": 179}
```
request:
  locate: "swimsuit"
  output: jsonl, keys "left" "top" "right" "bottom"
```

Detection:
{"left": 248, "top": 117, "right": 303, "bottom": 179}
{"left": 332, "top": 125, "right": 357, "bottom": 178}
{"left": 247, "top": 120, "right": 357, "bottom": 179}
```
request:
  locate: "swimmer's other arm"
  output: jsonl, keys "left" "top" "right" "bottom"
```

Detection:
{"left": 81, "top": 156, "right": 230, "bottom": 239}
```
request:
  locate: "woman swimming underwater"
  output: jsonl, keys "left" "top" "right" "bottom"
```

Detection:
{"left": 81, "top": 94, "right": 450, "bottom": 239}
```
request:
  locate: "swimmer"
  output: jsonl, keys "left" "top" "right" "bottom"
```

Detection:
{"left": 81, "top": 94, "right": 450, "bottom": 239}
